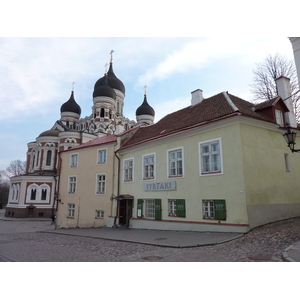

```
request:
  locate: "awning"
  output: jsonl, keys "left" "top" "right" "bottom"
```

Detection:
{"left": 115, "top": 194, "right": 134, "bottom": 200}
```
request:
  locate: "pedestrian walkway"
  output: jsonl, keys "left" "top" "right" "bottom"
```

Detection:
{"left": 2, "top": 208, "right": 300, "bottom": 258}
{"left": 282, "top": 242, "right": 300, "bottom": 262}
{"left": 39, "top": 226, "right": 244, "bottom": 248}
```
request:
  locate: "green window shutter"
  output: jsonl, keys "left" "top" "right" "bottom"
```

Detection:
{"left": 154, "top": 199, "right": 162, "bottom": 220}
{"left": 214, "top": 200, "right": 226, "bottom": 220}
{"left": 137, "top": 199, "right": 143, "bottom": 218}
{"left": 176, "top": 199, "right": 186, "bottom": 217}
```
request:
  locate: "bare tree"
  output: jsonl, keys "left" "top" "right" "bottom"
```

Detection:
{"left": 4, "top": 160, "right": 26, "bottom": 178}
{"left": 250, "top": 53, "right": 300, "bottom": 121}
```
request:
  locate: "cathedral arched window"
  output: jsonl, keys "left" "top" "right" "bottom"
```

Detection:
{"left": 100, "top": 108, "right": 105, "bottom": 118}
{"left": 32, "top": 155, "right": 35, "bottom": 169}
{"left": 46, "top": 150, "right": 52, "bottom": 166}
{"left": 30, "top": 189, "right": 37, "bottom": 200}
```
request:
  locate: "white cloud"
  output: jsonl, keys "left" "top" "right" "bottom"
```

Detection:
{"left": 154, "top": 96, "right": 191, "bottom": 122}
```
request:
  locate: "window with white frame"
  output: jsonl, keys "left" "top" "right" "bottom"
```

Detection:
{"left": 137, "top": 199, "right": 162, "bottom": 220}
{"left": 275, "top": 109, "right": 284, "bottom": 127}
{"left": 202, "top": 199, "right": 226, "bottom": 220}
{"left": 96, "top": 174, "right": 106, "bottom": 194}
{"left": 68, "top": 176, "right": 77, "bottom": 194}
{"left": 168, "top": 199, "right": 186, "bottom": 217}
{"left": 70, "top": 153, "right": 78, "bottom": 167}
{"left": 168, "top": 148, "right": 183, "bottom": 177}
{"left": 144, "top": 199, "right": 155, "bottom": 219}
{"left": 199, "top": 139, "right": 222, "bottom": 175}
{"left": 46, "top": 150, "right": 52, "bottom": 166}
{"left": 68, "top": 204, "right": 75, "bottom": 218}
{"left": 95, "top": 210, "right": 104, "bottom": 218}
{"left": 143, "top": 154, "right": 155, "bottom": 180}
{"left": 124, "top": 158, "right": 134, "bottom": 182}
{"left": 97, "top": 149, "right": 107, "bottom": 164}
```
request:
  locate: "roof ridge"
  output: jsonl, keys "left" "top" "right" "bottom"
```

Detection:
{"left": 223, "top": 91, "right": 239, "bottom": 112}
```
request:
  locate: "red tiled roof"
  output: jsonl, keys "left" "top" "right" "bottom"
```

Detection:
{"left": 120, "top": 92, "right": 272, "bottom": 149}
{"left": 64, "top": 134, "right": 117, "bottom": 152}
{"left": 254, "top": 96, "right": 281, "bottom": 111}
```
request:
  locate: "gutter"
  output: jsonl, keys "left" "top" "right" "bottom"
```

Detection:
{"left": 113, "top": 149, "right": 121, "bottom": 227}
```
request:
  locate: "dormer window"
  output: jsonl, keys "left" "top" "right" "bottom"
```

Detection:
{"left": 275, "top": 109, "right": 284, "bottom": 127}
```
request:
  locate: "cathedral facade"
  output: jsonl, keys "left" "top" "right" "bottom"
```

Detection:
{"left": 5, "top": 53, "right": 155, "bottom": 218}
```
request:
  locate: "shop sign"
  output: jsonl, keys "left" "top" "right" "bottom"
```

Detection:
{"left": 143, "top": 181, "right": 176, "bottom": 191}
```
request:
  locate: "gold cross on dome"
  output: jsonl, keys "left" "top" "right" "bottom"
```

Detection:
{"left": 144, "top": 85, "right": 147, "bottom": 94}
{"left": 72, "top": 81, "right": 75, "bottom": 92}
{"left": 109, "top": 50, "right": 114, "bottom": 62}
{"left": 104, "top": 63, "right": 109, "bottom": 74}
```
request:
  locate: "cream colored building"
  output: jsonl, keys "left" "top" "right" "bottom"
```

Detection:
{"left": 56, "top": 135, "right": 117, "bottom": 228}
{"left": 108, "top": 82, "right": 300, "bottom": 233}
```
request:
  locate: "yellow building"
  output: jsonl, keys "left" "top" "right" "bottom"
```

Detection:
{"left": 108, "top": 83, "right": 300, "bottom": 233}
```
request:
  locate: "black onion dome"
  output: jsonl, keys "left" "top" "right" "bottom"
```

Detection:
{"left": 60, "top": 91, "right": 81, "bottom": 115}
{"left": 136, "top": 94, "right": 155, "bottom": 117}
{"left": 93, "top": 75, "right": 116, "bottom": 99}
{"left": 93, "top": 62, "right": 125, "bottom": 94}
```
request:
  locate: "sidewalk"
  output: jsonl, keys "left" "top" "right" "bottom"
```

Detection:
{"left": 39, "top": 226, "right": 244, "bottom": 248}
{"left": 1, "top": 208, "right": 300, "bottom": 257}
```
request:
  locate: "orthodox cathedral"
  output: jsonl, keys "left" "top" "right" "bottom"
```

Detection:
{"left": 5, "top": 52, "right": 155, "bottom": 218}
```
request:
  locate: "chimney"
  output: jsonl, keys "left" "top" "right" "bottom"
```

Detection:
{"left": 275, "top": 76, "right": 297, "bottom": 127}
{"left": 191, "top": 89, "right": 203, "bottom": 106}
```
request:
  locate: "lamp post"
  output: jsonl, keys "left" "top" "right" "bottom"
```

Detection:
{"left": 283, "top": 125, "right": 300, "bottom": 153}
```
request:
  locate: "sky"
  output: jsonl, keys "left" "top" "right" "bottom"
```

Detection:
{"left": 0, "top": 0, "right": 298, "bottom": 172}
{"left": 0, "top": 37, "right": 296, "bottom": 170}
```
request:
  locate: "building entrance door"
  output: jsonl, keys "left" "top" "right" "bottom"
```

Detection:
{"left": 118, "top": 199, "right": 132, "bottom": 227}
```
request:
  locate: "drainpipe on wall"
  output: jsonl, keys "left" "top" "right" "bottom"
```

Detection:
{"left": 113, "top": 150, "right": 121, "bottom": 228}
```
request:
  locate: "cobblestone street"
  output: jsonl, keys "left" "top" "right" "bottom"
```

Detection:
{"left": 1, "top": 216, "right": 300, "bottom": 262}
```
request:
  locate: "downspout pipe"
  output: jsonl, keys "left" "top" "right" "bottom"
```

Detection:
{"left": 113, "top": 149, "right": 121, "bottom": 228}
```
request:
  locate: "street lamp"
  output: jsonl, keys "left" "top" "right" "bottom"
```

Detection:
{"left": 283, "top": 125, "right": 300, "bottom": 153}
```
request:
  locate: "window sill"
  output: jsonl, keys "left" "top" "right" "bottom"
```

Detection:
{"left": 168, "top": 175, "right": 183, "bottom": 179}
{"left": 201, "top": 171, "right": 222, "bottom": 176}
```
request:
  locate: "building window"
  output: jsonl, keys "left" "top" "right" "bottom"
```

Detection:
{"left": 68, "top": 204, "right": 75, "bottom": 218}
{"left": 95, "top": 210, "right": 104, "bottom": 219}
{"left": 200, "top": 139, "right": 222, "bottom": 175}
{"left": 70, "top": 154, "right": 78, "bottom": 167}
{"left": 143, "top": 154, "right": 155, "bottom": 180}
{"left": 46, "top": 150, "right": 52, "bottom": 166}
{"left": 144, "top": 199, "right": 155, "bottom": 219}
{"left": 275, "top": 109, "right": 284, "bottom": 127}
{"left": 284, "top": 153, "right": 291, "bottom": 172}
{"left": 96, "top": 174, "right": 106, "bottom": 194}
{"left": 168, "top": 148, "right": 183, "bottom": 177}
{"left": 168, "top": 199, "right": 186, "bottom": 217}
{"left": 68, "top": 176, "right": 77, "bottom": 194}
{"left": 30, "top": 189, "right": 37, "bottom": 200}
{"left": 137, "top": 199, "right": 161, "bottom": 220}
{"left": 41, "top": 189, "right": 47, "bottom": 200}
{"left": 36, "top": 151, "right": 40, "bottom": 167}
{"left": 32, "top": 155, "right": 35, "bottom": 169}
{"left": 100, "top": 108, "right": 105, "bottom": 118}
{"left": 124, "top": 158, "right": 134, "bottom": 182}
{"left": 97, "top": 149, "right": 107, "bottom": 164}
{"left": 202, "top": 200, "right": 226, "bottom": 220}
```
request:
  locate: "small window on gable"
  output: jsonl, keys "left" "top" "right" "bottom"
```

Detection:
{"left": 97, "top": 149, "right": 107, "bottom": 164}
{"left": 70, "top": 154, "right": 78, "bottom": 167}
{"left": 275, "top": 109, "right": 284, "bottom": 127}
